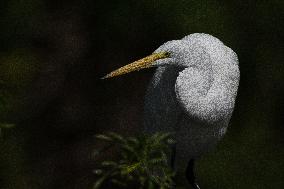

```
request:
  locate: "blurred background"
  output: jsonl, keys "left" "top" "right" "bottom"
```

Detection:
{"left": 0, "top": 0, "right": 283, "bottom": 188}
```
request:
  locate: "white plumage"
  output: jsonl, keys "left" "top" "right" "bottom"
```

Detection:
{"left": 144, "top": 33, "right": 240, "bottom": 179}
{"left": 103, "top": 33, "right": 240, "bottom": 187}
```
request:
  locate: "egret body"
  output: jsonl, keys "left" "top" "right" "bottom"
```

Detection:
{"left": 103, "top": 33, "right": 240, "bottom": 187}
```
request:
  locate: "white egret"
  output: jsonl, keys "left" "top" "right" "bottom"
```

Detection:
{"left": 102, "top": 33, "right": 240, "bottom": 188}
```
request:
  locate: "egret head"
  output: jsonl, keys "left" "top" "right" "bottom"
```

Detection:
{"left": 101, "top": 39, "right": 197, "bottom": 79}
{"left": 102, "top": 34, "right": 218, "bottom": 79}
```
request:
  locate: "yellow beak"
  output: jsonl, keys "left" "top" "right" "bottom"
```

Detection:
{"left": 101, "top": 52, "right": 170, "bottom": 79}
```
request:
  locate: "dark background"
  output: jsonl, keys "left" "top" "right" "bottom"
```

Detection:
{"left": 0, "top": 0, "right": 283, "bottom": 188}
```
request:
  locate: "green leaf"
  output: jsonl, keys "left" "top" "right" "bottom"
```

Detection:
{"left": 102, "top": 161, "right": 117, "bottom": 167}
{"left": 93, "top": 169, "right": 103, "bottom": 175}
{"left": 128, "top": 137, "right": 139, "bottom": 145}
{"left": 121, "top": 144, "right": 137, "bottom": 155}
{"left": 148, "top": 158, "right": 164, "bottom": 165}
{"left": 108, "top": 132, "right": 127, "bottom": 144}
{"left": 93, "top": 175, "right": 107, "bottom": 189}
{"left": 96, "top": 134, "right": 113, "bottom": 141}
{"left": 166, "top": 138, "right": 176, "bottom": 145}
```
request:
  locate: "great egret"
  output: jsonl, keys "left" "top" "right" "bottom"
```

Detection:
{"left": 102, "top": 33, "right": 240, "bottom": 188}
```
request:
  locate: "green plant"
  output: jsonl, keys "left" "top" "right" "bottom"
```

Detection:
{"left": 93, "top": 132, "right": 176, "bottom": 189}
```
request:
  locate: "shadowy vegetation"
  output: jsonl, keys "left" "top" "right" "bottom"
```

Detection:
{"left": 0, "top": 123, "right": 14, "bottom": 129}
{"left": 93, "top": 132, "right": 175, "bottom": 189}
{"left": 0, "top": 123, "right": 14, "bottom": 137}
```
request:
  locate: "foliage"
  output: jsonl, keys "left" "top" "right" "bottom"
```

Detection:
{"left": 93, "top": 132, "right": 176, "bottom": 189}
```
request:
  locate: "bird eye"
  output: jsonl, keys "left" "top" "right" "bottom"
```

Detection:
{"left": 164, "top": 52, "right": 171, "bottom": 57}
